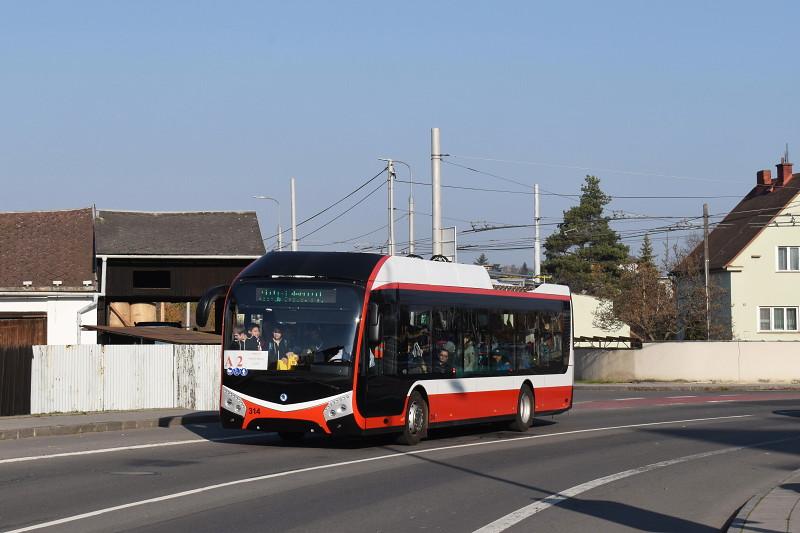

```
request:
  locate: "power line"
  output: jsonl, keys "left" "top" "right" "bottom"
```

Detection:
{"left": 299, "top": 180, "right": 386, "bottom": 241}
{"left": 447, "top": 154, "right": 749, "bottom": 185}
{"left": 262, "top": 167, "right": 386, "bottom": 242}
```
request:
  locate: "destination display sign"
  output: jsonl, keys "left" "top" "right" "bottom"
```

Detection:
{"left": 256, "top": 287, "right": 336, "bottom": 304}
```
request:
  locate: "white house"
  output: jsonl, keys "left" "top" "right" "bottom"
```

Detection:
{"left": 694, "top": 155, "right": 800, "bottom": 340}
{"left": 0, "top": 208, "right": 99, "bottom": 346}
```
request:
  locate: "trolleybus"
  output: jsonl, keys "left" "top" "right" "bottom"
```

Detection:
{"left": 197, "top": 251, "right": 573, "bottom": 445}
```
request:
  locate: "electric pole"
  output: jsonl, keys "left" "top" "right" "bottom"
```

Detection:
{"left": 703, "top": 203, "right": 710, "bottom": 340}
{"left": 431, "top": 127, "right": 442, "bottom": 257}
{"left": 290, "top": 177, "right": 298, "bottom": 251}
{"left": 534, "top": 183, "right": 541, "bottom": 279}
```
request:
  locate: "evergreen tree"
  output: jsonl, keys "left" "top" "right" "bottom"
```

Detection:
{"left": 519, "top": 262, "right": 529, "bottom": 275}
{"left": 542, "top": 175, "right": 629, "bottom": 294}
{"left": 638, "top": 233, "right": 655, "bottom": 268}
{"left": 474, "top": 253, "right": 490, "bottom": 266}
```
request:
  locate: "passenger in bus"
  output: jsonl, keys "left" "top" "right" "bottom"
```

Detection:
{"left": 433, "top": 348, "right": 454, "bottom": 375}
{"left": 229, "top": 327, "right": 246, "bottom": 350}
{"left": 490, "top": 351, "right": 512, "bottom": 372}
{"left": 406, "top": 339, "right": 429, "bottom": 374}
{"left": 463, "top": 334, "right": 476, "bottom": 372}
{"left": 245, "top": 325, "right": 266, "bottom": 351}
{"left": 266, "top": 327, "right": 295, "bottom": 359}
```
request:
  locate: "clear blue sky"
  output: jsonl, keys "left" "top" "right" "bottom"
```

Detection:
{"left": 2, "top": 1, "right": 798, "bottom": 265}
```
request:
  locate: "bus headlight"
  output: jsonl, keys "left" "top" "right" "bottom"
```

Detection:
{"left": 323, "top": 392, "right": 352, "bottom": 421}
{"left": 222, "top": 388, "right": 246, "bottom": 416}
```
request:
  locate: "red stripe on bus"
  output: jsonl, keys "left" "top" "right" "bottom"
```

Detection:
{"left": 372, "top": 282, "right": 570, "bottom": 301}
{"left": 364, "top": 385, "right": 573, "bottom": 430}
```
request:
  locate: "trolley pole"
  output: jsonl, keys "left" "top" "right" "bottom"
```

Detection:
{"left": 431, "top": 127, "right": 442, "bottom": 257}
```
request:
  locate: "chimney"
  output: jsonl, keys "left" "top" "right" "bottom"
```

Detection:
{"left": 775, "top": 144, "right": 793, "bottom": 186}
{"left": 775, "top": 158, "right": 793, "bottom": 187}
{"left": 757, "top": 169, "right": 772, "bottom": 186}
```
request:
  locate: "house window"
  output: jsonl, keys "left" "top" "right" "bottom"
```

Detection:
{"left": 132, "top": 270, "right": 171, "bottom": 289}
{"left": 777, "top": 246, "right": 800, "bottom": 271}
{"left": 758, "top": 306, "right": 798, "bottom": 332}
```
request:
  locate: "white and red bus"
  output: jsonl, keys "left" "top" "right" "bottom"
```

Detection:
{"left": 198, "top": 251, "right": 573, "bottom": 445}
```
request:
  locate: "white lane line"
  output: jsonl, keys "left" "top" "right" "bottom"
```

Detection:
{"left": 473, "top": 433, "right": 800, "bottom": 533}
{"left": 613, "top": 397, "right": 645, "bottom": 401}
{"left": 719, "top": 394, "right": 739, "bottom": 397}
{"left": 4, "top": 414, "right": 752, "bottom": 533}
{"left": 667, "top": 395, "right": 696, "bottom": 398}
{"left": 0, "top": 435, "right": 260, "bottom": 465}
{"left": 708, "top": 400, "right": 736, "bottom": 403}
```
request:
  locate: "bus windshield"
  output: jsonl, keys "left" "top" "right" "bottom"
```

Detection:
{"left": 223, "top": 280, "right": 363, "bottom": 379}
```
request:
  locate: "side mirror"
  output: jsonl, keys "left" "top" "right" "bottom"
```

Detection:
{"left": 368, "top": 302, "right": 380, "bottom": 344}
{"left": 196, "top": 285, "right": 229, "bottom": 328}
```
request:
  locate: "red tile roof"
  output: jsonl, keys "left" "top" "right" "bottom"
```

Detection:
{"left": 0, "top": 208, "right": 96, "bottom": 291}
{"left": 689, "top": 177, "right": 800, "bottom": 270}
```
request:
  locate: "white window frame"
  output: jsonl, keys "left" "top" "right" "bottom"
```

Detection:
{"left": 776, "top": 246, "right": 800, "bottom": 272}
{"left": 757, "top": 306, "right": 799, "bottom": 332}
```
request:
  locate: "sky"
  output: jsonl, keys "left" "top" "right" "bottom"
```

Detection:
{"left": 2, "top": 1, "right": 799, "bottom": 266}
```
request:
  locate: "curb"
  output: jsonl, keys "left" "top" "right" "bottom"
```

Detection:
{"left": 726, "top": 490, "right": 767, "bottom": 533}
{"left": 0, "top": 413, "right": 220, "bottom": 441}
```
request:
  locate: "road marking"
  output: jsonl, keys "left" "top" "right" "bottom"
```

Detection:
{"left": 4, "top": 414, "right": 752, "bottom": 533}
{"left": 708, "top": 400, "right": 736, "bottom": 403}
{"left": 472, "top": 433, "right": 800, "bottom": 533}
{"left": 613, "top": 397, "right": 645, "bottom": 401}
{"left": 667, "top": 395, "right": 696, "bottom": 398}
{"left": 0, "top": 435, "right": 261, "bottom": 465}
{"left": 719, "top": 394, "right": 739, "bottom": 397}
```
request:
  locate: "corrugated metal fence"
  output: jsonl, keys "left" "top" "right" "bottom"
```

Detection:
{"left": 30, "top": 345, "right": 220, "bottom": 414}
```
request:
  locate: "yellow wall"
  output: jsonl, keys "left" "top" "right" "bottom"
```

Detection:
{"left": 572, "top": 293, "right": 630, "bottom": 338}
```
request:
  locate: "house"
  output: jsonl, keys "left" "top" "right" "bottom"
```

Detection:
{"left": 92, "top": 210, "right": 265, "bottom": 342}
{"left": 0, "top": 208, "right": 99, "bottom": 347}
{"left": 688, "top": 155, "right": 799, "bottom": 340}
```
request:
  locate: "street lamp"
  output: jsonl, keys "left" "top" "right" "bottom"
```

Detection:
{"left": 379, "top": 158, "right": 415, "bottom": 256}
{"left": 253, "top": 195, "right": 283, "bottom": 251}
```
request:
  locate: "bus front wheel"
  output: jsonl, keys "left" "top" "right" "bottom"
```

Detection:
{"left": 397, "top": 390, "right": 428, "bottom": 445}
{"left": 509, "top": 386, "right": 534, "bottom": 432}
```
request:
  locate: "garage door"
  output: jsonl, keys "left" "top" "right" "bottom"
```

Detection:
{"left": 0, "top": 316, "right": 46, "bottom": 415}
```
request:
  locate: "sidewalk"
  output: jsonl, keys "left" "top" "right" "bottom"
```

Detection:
{"left": 0, "top": 409, "right": 219, "bottom": 441}
{"left": 575, "top": 381, "right": 800, "bottom": 392}
{"left": 728, "top": 468, "right": 800, "bottom": 532}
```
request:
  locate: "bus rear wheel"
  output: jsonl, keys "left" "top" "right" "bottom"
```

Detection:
{"left": 397, "top": 390, "right": 428, "bottom": 446}
{"left": 509, "top": 386, "right": 534, "bottom": 432}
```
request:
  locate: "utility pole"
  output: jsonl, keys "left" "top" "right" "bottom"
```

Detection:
{"left": 534, "top": 183, "right": 541, "bottom": 279}
{"left": 387, "top": 160, "right": 396, "bottom": 256}
{"left": 431, "top": 127, "right": 442, "bottom": 257}
{"left": 290, "top": 177, "right": 298, "bottom": 251}
{"left": 703, "top": 203, "right": 710, "bottom": 340}
{"left": 408, "top": 193, "right": 415, "bottom": 255}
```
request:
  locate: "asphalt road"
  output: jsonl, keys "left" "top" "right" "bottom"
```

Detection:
{"left": 2, "top": 389, "right": 799, "bottom": 532}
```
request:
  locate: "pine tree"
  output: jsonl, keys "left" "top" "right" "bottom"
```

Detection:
{"left": 542, "top": 175, "right": 629, "bottom": 295}
{"left": 474, "top": 253, "right": 490, "bottom": 266}
{"left": 638, "top": 233, "right": 655, "bottom": 268}
{"left": 519, "top": 262, "right": 529, "bottom": 275}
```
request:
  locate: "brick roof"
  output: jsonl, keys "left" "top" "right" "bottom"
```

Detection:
{"left": 95, "top": 210, "right": 265, "bottom": 256}
{"left": 688, "top": 176, "right": 800, "bottom": 270}
{"left": 0, "top": 208, "right": 96, "bottom": 291}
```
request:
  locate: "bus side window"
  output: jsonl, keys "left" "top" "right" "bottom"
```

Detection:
{"left": 432, "top": 306, "right": 459, "bottom": 376}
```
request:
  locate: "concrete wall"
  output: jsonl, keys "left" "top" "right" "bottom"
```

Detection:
{"left": 0, "top": 296, "right": 97, "bottom": 344}
{"left": 576, "top": 341, "right": 800, "bottom": 383}
{"left": 31, "top": 344, "right": 220, "bottom": 414}
{"left": 726, "top": 192, "right": 800, "bottom": 340}
{"left": 572, "top": 294, "right": 630, "bottom": 338}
